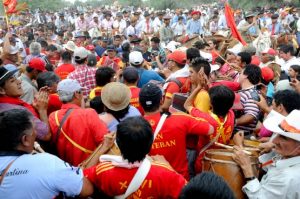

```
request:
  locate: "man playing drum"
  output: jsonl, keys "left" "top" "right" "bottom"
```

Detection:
{"left": 233, "top": 110, "right": 300, "bottom": 199}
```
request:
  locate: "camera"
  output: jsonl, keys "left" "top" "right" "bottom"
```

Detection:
{"left": 151, "top": 50, "right": 159, "bottom": 57}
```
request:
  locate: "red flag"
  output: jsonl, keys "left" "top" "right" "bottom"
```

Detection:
{"left": 3, "top": 0, "right": 18, "bottom": 14}
{"left": 224, "top": 3, "right": 247, "bottom": 46}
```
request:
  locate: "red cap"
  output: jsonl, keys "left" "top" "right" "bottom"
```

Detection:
{"left": 28, "top": 58, "right": 46, "bottom": 71}
{"left": 261, "top": 67, "right": 274, "bottom": 83}
{"left": 86, "top": 44, "right": 95, "bottom": 51}
{"left": 261, "top": 48, "right": 277, "bottom": 56}
{"left": 191, "top": 10, "right": 201, "bottom": 16}
{"left": 167, "top": 50, "right": 186, "bottom": 65}
{"left": 251, "top": 55, "right": 261, "bottom": 66}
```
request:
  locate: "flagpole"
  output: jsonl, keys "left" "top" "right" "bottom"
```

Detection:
{"left": 2, "top": 0, "right": 10, "bottom": 29}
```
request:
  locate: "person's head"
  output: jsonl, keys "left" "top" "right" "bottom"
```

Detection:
{"left": 191, "top": 11, "right": 200, "bottom": 20}
{"left": 271, "top": 14, "right": 279, "bottom": 24}
{"left": 95, "top": 67, "right": 115, "bottom": 87}
{"left": 179, "top": 172, "right": 235, "bottom": 199}
{"left": 150, "top": 37, "right": 160, "bottom": 49}
{"left": 238, "top": 64, "right": 262, "bottom": 87}
{"left": 189, "top": 57, "right": 211, "bottom": 84}
{"left": 79, "top": 12, "right": 85, "bottom": 20}
{"left": 178, "top": 16, "right": 184, "bottom": 24}
{"left": 288, "top": 65, "right": 300, "bottom": 79}
{"left": 163, "top": 15, "right": 171, "bottom": 26}
{"left": 89, "top": 96, "right": 104, "bottom": 114}
{"left": 0, "top": 109, "right": 36, "bottom": 153}
{"left": 245, "top": 15, "right": 255, "bottom": 23}
{"left": 29, "top": 42, "right": 42, "bottom": 55}
{"left": 61, "top": 51, "right": 72, "bottom": 63}
{"left": 226, "top": 51, "right": 237, "bottom": 62}
{"left": 209, "top": 86, "right": 235, "bottom": 117}
{"left": 74, "top": 47, "right": 88, "bottom": 65}
{"left": 272, "top": 90, "right": 300, "bottom": 116}
{"left": 129, "top": 51, "right": 144, "bottom": 67}
{"left": 186, "top": 47, "right": 200, "bottom": 63}
{"left": 264, "top": 110, "right": 300, "bottom": 159}
{"left": 113, "top": 35, "right": 122, "bottom": 47}
{"left": 215, "top": 56, "right": 225, "bottom": 66}
{"left": 207, "top": 39, "right": 217, "bottom": 51}
{"left": 167, "top": 50, "right": 187, "bottom": 71}
{"left": 87, "top": 54, "right": 97, "bottom": 67}
{"left": 57, "top": 79, "right": 84, "bottom": 105}
{"left": 0, "top": 67, "right": 22, "bottom": 97}
{"left": 122, "top": 67, "right": 139, "bottom": 85}
{"left": 106, "top": 45, "right": 117, "bottom": 59}
{"left": 260, "top": 48, "right": 276, "bottom": 64}
{"left": 139, "top": 83, "right": 162, "bottom": 112}
{"left": 116, "top": 116, "right": 153, "bottom": 163}
{"left": 46, "top": 44, "right": 58, "bottom": 57}
{"left": 101, "top": 37, "right": 109, "bottom": 48}
{"left": 26, "top": 58, "right": 46, "bottom": 79}
{"left": 36, "top": 72, "right": 60, "bottom": 93}
{"left": 236, "top": 52, "right": 252, "bottom": 67}
{"left": 101, "top": 82, "right": 131, "bottom": 120}
{"left": 279, "top": 44, "right": 294, "bottom": 61}
{"left": 140, "top": 40, "right": 149, "bottom": 53}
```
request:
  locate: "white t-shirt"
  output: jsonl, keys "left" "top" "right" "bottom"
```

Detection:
{"left": 0, "top": 153, "right": 83, "bottom": 199}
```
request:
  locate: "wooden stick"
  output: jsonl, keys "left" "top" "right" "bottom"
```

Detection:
{"left": 215, "top": 142, "right": 252, "bottom": 155}
{"left": 34, "top": 142, "right": 45, "bottom": 153}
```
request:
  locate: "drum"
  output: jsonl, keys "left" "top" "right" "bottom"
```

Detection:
{"left": 202, "top": 149, "right": 260, "bottom": 199}
{"left": 229, "top": 139, "right": 261, "bottom": 156}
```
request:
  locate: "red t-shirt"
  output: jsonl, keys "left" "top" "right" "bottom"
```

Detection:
{"left": 55, "top": 63, "right": 75, "bottom": 80}
{"left": 129, "top": 86, "right": 144, "bottom": 115}
{"left": 47, "top": 93, "right": 62, "bottom": 116}
{"left": 210, "top": 81, "right": 240, "bottom": 92}
{"left": 190, "top": 107, "right": 235, "bottom": 174}
{"left": 48, "top": 103, "right": 108, "bottom": 166}
{"left": 164, "top": 77, "right": 190, "bottom": 99}
{"left": 84, "top": 161, "right": 186, "bottom": 198}
{"left": 144, "top": 112, "right": 211, "bottom": 180}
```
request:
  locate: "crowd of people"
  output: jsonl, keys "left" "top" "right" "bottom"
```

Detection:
{"left": 0, "top": 2, "right": 300, "bottom": 199}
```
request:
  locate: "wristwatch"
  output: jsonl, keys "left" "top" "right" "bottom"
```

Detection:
{"left": 245, "top": 176, "right": 256, "bottom": 182}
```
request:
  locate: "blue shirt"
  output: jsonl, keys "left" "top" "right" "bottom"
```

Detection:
{"left": 186, "top": 19, "right": 203, "bottom": 36}
{"left": 95, "top": 45, "right": 106, "bottom": 57}
{"left": 136, "top": 68, "right": 164, "bottom": 88}
{"left": 267, "top": 22, "right": 285, "bottom": 35}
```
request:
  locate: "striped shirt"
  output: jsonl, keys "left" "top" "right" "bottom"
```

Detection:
{"left": 235, "top": 87, "right": 260, "bottom": 134}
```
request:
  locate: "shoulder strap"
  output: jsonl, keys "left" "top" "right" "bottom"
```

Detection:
{"left": 168, "top": 78, "right": 183, "bottom": 92}
{"left": 153, "top": 113, "right": 168, "bottom": 140}
{"left": 0, "top": 156, "right": 22, "bottom": 185}
{"left": 54, "top": 108, "right": 74, "bottom": 144}
{"left": 115, "top": 158, "right": 151, "bottom": 199}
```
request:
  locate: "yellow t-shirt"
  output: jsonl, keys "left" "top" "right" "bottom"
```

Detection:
{"left": 193, "top": 90, "right": 210, "bottom": 113}
{"left": 89, "top": 86, "right": 102, "bottom": 100}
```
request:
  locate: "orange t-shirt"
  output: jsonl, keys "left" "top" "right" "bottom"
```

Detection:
{"left": 84, "top": 161, "right": 186, "bottom": 198}
{"left": 48, "top": 103, "right": 108, "bottom": 166}
{"left": 144, "top": 112, "right": 211, "bottom": 180}
{"left": 55, "top": 63, "right": 75, "bottom": 80}
{"left": 164, "top": 77, "right": 190, "bottom": 99}
{"left": 129, "top": 86, "right": 144, "bottom": 115}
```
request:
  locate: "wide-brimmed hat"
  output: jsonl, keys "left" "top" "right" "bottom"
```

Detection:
{"left": 263, "top": 110, "right": 300, "bottom": 142}
{"left": 101, "top": 82, "right": 131, "bottom": 111}
{"left": 63, "top": 41, "right": 77, "bottom": 52}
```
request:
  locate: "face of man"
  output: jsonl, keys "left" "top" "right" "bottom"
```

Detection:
{"left": 235, "top": 55, "right": 243, "bottom": 67}
{"left": 151, "top": 41, "right": 159, "bottom": 50}
{"left": 260, "top": 53, "right": 269, "bottom": 63}
{"left": 114, "top": 38, "right": 121, "bottom": 46}
{"left": 80, "top": 14, "right": 84, "bottom": 20}
{"left": 272, "top": 134, "right": 300, "bottom": 158}
{"left": 164, "top": 19, "right": 170, "bottom": 26}
{"left": 107, "top": 50, "right": 116, "bottom": 58}
{"left": 247, "top": 16, "right": 254, "bottom": 24}
{"left": 238, "top": 69, "right": 247, "bottom": 84}
{"left": 0, "top": 76, "right": 23, "bottom": 97}
{"left": 279, "top": 51, "right": 289, "bottom": 61}
{"left": 192, "top": 14, "right": 199, "bottom": 20}
{"left": 9, "top": 53, "right": 19, "bottom": 63}
{"left": 207, "top": 40, "right": 216, "bottom": 51}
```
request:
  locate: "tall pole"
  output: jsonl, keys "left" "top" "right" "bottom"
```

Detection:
{"left": 2, "top": 0, "right": 10, "bottom": 29}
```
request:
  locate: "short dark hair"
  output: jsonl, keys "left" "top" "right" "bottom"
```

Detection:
{"left": 273, "top": 90, "right": 300, "bottom": 114}
{"left": 46, "top": 44, "right": 58, "bottom": 52}
{"left": 36, "top": 72, "right": 60, "bottom": 90}
{"left": 179, "top": 172, "right": 236, "bottom": 199}
{"left": 116, "top": 117, "right": 153, "bottom": 163}
{"left": 106, "top": 105, "right": 129, "bottom": 121}
{"left": 0, "top": 109, "right": 33, "bottom": 151}
{"left": 95, "top": 67, "right": 116, "bottom": 87}
{"left": 186, "top": 48, "right": 200, "bottom": 62}
{"left": 150, "top": 37, "right": 160, "bottom": 44}
{"left": 215, "top": 56, "right": 225, "bottom": 65}
{"left": 243, "top": 64, "right": 262, "bottom": 85}
{"left": 209, "top": 86, "right": 235, "bottom": 117}
{"left": 25, "top": 66, "right": 35, "bottom": 73}
{"left": 39, "top": 40, "right": 48, "bottom": 49}
{"left": 190, "top": 57, "right": 211, "bottom": 76}
{"left": 237, "top": 52, "right": 252, "bottom": 65}
{"left": 90, "top": 96, "right": 104, "bottom": 114}
{"left": 279, "top": 44, "right": 294, "bottom": 55}
{"left": 290, "top": 65, "right": 300, "bottom": 74}
{"left": 61, "top": 51, "right": 72, "bottom": 61}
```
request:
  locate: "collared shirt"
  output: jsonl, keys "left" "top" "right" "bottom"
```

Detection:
{"left": 243, "top": 156, "right": 300, "bottom": 199}
{"left": 48, "top": 103, "right": 108, "bottom": 166}
{"left": 140, "top": 19, "right": 154, "bottom": 35}
{"left": 171, "top": 22, "right": 186, "bottom": 36}
{"left": 101, "top": 18, "right": 114, "bottom": 31}
{"left": 153, "top": 17, "right": 163, "bottom": 32}
{"left": 186, "top": 19, "right": 203, "bottom": 36}
{"left": 19, "top": 74, "right": 38, "bottom": 104}
{"left": 159, "top": 24, "right": 174, "bottom": 43}
{"left": 0, "top": 153, "right": 83, "bottom": 199}
{"left": 75, "top": 18, "right": 89, "bottom": 31}
{"left": 89, "top": 20, "right": 102, "bottom": 29}
{"left": 112, "top": 19, "right": 127, "bottom": 34}
{"left": 282, "top": 57, "right": 300, "bottom": 74}
{"left": 218, "top": 14, "right": 228, "bottom": 30}
{"left": 267, "top": 22, "right": 285, "bottom": 35}
{"left": 67, "top": 65, "right": 97, "bottom": 97}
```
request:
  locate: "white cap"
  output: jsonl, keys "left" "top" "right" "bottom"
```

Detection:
{"left": 199, "top": 50, "right": 213, "bottom": 62}
{"left": 57, "top": 79, "right": 85, "bottom": 101}
{"left": 74, "top": 47, "right": 88, "bottom": 61}
{"left": 165, "top": 41, "right": 180, "bottom": 52}
{"left": 64, "top": 41, "right": 77, "bottom": 52}
{"left": 210, "top": 64, "right": 220, "bottom": 72}
{"left": 129, "top": 51, "right": 144, "bottom": 65}
{"left": 227, "top": 42, "right": 243, "bottom": 55}
{"left": 9, "top": 45, "right": 19, "bottom": 55}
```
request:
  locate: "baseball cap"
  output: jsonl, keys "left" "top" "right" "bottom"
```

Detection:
{"left": 261, "top": 67, "right": 274, "bottom": 84}
{"left": 123, "top": 67, "right": 139, "bottom": 83}
{"left": 167, "top": 50, "right": 186, "bottom": 65}
{"left": 63, "top": 41, "right": 77, "bottom": 52}
{"left": 85, "top": 44, "right": 95, "bottom": 51}
{"left": 139, "top": 83, "right": 162, "bottom": 109}
{"left": 101, "top": 82, "right": 131, "bottom": 111}
{"left": 0, "top": 67, "right": 19, "bottom": 85}
{"left": 129, "top": 51, "right": 144, "bottom": 66}
{"left": 261, "top": 48, "right": 277, "bottom": 56}
{"left": 28, "top": 58, "right": 46, "bottom": 71}
{"left": 57, "top": 79, "right": 85, "bottom": 101}
{"left": 106, "top": 45, "right": 116, "bottom": 51}
{"left": 9, "top": 45, "right": 19, "bottom": 55}
{"left": 74, "top": 47, "right": 88, "bottom": 61}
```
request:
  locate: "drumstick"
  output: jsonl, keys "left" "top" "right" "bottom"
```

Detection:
{"left": 34, "top": 142, "right": 45, "bottom": 153}
{"left": 214, "top": 142, "right": 252, "bottom": 155}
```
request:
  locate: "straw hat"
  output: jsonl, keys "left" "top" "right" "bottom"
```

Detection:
{"left": 101, "top": 82, "right": 131, "bottom": 111}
